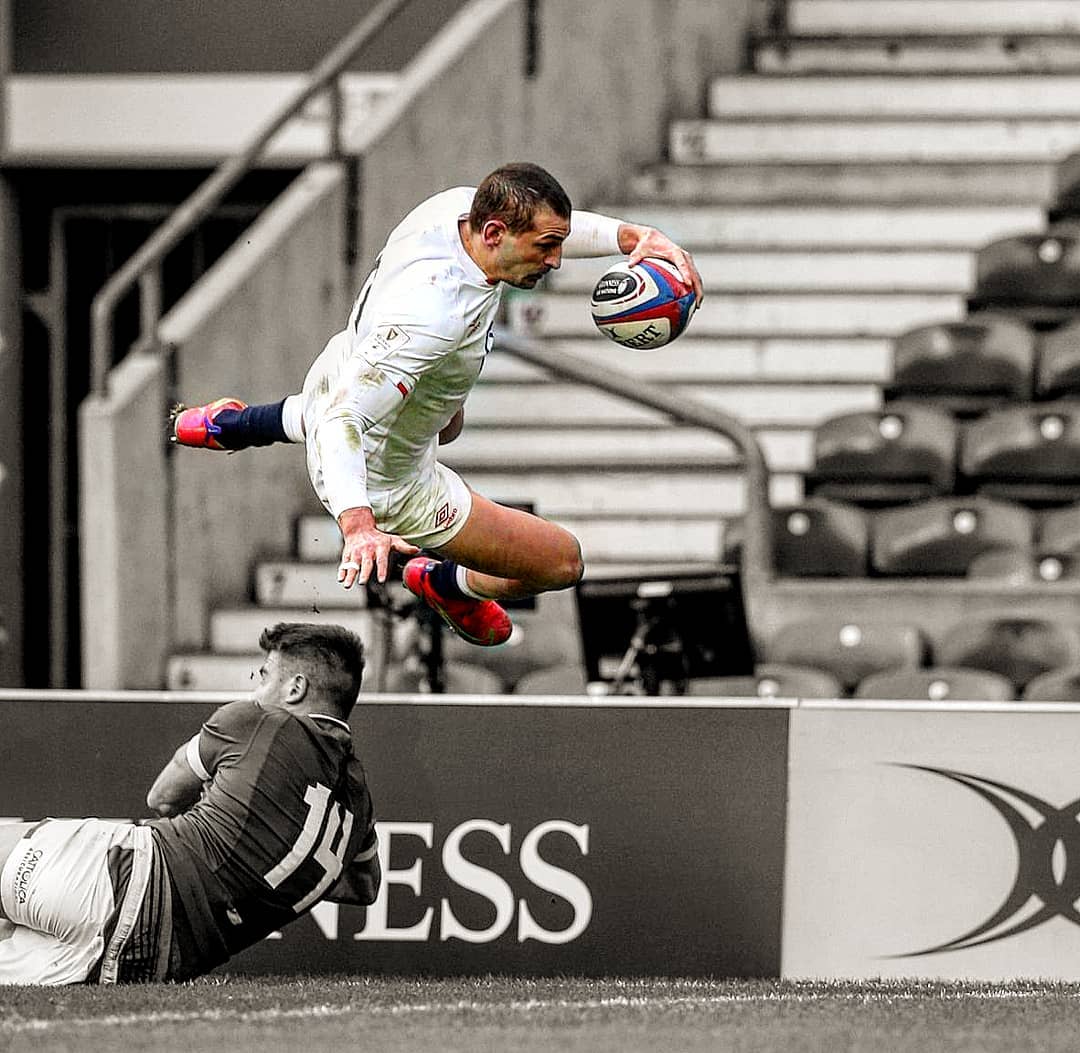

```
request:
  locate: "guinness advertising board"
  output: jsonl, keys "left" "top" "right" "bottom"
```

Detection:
{"left": 0, "top": 696, "right": 788, "bottom": 978}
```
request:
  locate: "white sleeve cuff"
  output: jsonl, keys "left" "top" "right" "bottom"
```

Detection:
{"left": 185, "top": 734, "right": 211, "bottom": 782}
{"left": 565, "top": 210, "right": 624, "bottom": 258}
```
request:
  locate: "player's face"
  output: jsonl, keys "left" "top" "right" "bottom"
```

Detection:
{"left": 492, "top": 207, "right": 570, "bottom": 289}
{"left": 253, "top": 650, "right": 294, "bottom": 709}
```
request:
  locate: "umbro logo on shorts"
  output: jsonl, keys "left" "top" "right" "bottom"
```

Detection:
{"left": 435, "top": 503, "right": 458, "bottom": 530}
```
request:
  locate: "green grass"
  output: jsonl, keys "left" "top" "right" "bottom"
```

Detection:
{"left": 3, "top": 977, "right": 1080, "bottom": 1053}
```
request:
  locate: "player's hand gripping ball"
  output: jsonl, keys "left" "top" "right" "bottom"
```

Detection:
{"left": 590, "top": 257, "right": 698, "bottom": 351}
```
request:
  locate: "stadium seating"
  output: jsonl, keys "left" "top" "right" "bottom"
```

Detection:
{"left": 721, "top": 501, "right": 869, "bottom": 577}
{"left": 871, "top": 496, "right": 1034, "bottom": 575}
{"left": 803, "top": 403, "right": 957, "bottom": 507}
{"left": 769, "top": 499, "right": 870, "bottom": 577}
{"left": 886, "top": 315, "right": 1036, "bottom": 415}
{"left": 763, "top": 618, "right": 927, "bottom": 691}
{"left": 1038, "top": 502, "right": 1080, "bottom": 557}
{"left": 970, "top": 228, "right": 1080, "bottom": 324}
{"left": 1023, "top": 664, "right": 1080, "bottom": 701}
{"left": 854, "top": 667, "right": 1016, "bottom": 702}
{"left": 936, "top": 616, "right": 1080, "bottom": 690}
{"left": 1035, "top": 318, "right": 1080, "bottom": 399}
{"left": 959, "top": 403, "right": 1080, "bottom": 504}
{"left": 966, "top": 548, "right": 1080, "bottom": 583}
{"left": 684, "top": 663, "right": 843, "bottom": 699}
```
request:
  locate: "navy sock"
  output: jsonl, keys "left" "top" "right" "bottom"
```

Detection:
{"left": 427, "top": 559, "right": 468, "bottom": 601}
{"left": 213, "top": 399, "right": 290, "bottom": 449}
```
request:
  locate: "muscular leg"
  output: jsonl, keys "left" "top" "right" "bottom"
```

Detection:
{"left": 433, "top": 492, "right": 583, "bottom": 600}
{"left": 0, "top": 823, "right": 37, "bottom": 920}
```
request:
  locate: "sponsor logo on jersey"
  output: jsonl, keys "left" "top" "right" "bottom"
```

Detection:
{"left": 373, "top": 325, "right": 410, "bottom": 354}
{"left": 12, "top": 846, "right": 43, "bottom": 906}
{"left": 434, "top": 503, "right": 458, "bottom": 530}
{"left": 896, "top": 765, "right": 1080, "bottom": 956}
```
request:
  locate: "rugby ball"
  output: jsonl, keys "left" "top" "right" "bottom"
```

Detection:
{"left": 590, "top": 257, "right": 697, "bottom": 351}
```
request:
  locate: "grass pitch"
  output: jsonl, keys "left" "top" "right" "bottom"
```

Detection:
{"left": 3, "top": 977, "right": 1080, "bottom": 1053}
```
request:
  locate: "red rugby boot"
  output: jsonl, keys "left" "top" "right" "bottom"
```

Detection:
{"left": 170, "top": 397, "right": 247, "bottom": 450}
{"left": 403, "top": 557, "right": 512, "bottom": 647}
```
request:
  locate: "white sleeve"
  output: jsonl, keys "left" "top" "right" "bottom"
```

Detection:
{"left": 313, "top": 325, "right": 454, "bottom": 518}
{"left": 564, "top": 209, "right": 624, "bottom": 258}
{"left": 185, "top": 734, "right": 211, "bottom": 782}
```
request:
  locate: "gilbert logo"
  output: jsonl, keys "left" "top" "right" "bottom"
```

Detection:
{"left": 897, "top": 765, "right": 1080, "bottom": 956}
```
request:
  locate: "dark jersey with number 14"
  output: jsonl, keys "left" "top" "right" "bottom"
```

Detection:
{"left": 147, "top": 700, "right": 377, "bottom": 980}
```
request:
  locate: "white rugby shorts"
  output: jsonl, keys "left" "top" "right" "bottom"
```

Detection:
{"left": 0, "top": 818, "right": 154, "bottom": 985}
{"left": 371, "top": 461, "right": 473, "bottom": 549}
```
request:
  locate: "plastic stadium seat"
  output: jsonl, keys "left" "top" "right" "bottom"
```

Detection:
{"left": 937, "top": 616, "right": 1080, "bottom": 690}
{"left": 1035, "top": 318, "right": 1080, "bottom": 399}
{"left": 959, "top": 403, "right": 1080, "bottom": 504}
{"left": 886, "top": 315, "right": 1035, "bottom": 414}
{"left": 966, "top": 548, "right": 1080, "bottom": 584}
{"left": 764, "top": 618, "right": 927, "bottom": 692}
{"left": 1039, "top": 502, "right": 1080, "bottom": 557}
{"left": 804, "top": 403, "right": 956, "bottom": 508}
{"left": 855, "top": 667, "right": 1015, "bottom": 702}
{"left": 871, "top": 496, "right": 1034, "bottom": 576}
{"left": 768, "top": 499, "right": 869, "bottom": 577}
{"left": 684, "top": 663, "right": 842, "bottom": 699}
{"left": 1023, "top": 664, "right": 1080, "bottom": 701}
{"left": 513, "top": 664, "right": 588, "bottom": 695}
{"left": 723, "top": 502, "right": 868, "bottom": 576}
{"left": 970, "top": 230, "right": 1080, "bottom": 324}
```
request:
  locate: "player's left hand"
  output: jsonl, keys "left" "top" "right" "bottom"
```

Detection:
{"left": 624, "top": 225, "right": 704, "bottom": 307}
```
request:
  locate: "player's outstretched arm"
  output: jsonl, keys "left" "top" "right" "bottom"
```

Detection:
{"left": 563, "top": 210, "right": 703, "bottom": 306}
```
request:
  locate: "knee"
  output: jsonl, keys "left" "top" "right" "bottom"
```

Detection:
{"left": 544, "top": 539, "right": 584, "bottom": 592}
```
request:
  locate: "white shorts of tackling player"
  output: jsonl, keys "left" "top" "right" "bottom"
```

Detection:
{"left": 370, "top": 460, "right": 473, "bottom": 549}
{"left": 0, "top": 818, "right": 154, "bottom": 985}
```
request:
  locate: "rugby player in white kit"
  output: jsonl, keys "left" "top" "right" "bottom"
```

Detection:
{"left": 172, "top": 163, "right": 703, "bottom": 646}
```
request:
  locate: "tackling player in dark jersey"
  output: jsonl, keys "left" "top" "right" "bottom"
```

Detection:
{"left": 0, "top": 622, "right": 380, "bottom": 985}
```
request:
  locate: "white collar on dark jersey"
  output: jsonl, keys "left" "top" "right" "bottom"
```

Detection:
{"left": 309, "top": 713, "right": 351, "bottom": 733}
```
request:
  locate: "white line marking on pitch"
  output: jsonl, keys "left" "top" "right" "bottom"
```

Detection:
{"left": 0, "top": 989, "right": 1064, "bottom": 1033}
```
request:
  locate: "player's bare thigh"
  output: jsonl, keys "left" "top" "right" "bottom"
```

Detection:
{"left": 433, "top": 491, "right": 583, "bottom": 594}
{"left": 0, "top": 823, "right": 38, "bottom": 920}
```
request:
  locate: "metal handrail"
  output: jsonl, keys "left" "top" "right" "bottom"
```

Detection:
{"left": 88, "top": 0, "right": 412, "bottom": 397}
{"left": 494, "top": 329, "right": 774, "bottom": 584}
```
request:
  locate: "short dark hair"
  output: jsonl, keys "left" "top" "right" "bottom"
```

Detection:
{"left": 469, "top": 162, "right": 572, "bottom": 234}
{"left": 259, "top": 622, "right": 366, "bottom": 715}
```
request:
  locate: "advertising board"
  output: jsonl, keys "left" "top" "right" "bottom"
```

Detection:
{"left": 0, "top": 696, "right": 788, "bottom": 978}
{"left": 783, "top": 701, "right": 1080, "bottom": 980}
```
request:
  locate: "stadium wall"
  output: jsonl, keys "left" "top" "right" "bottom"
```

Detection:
{"left": 353, "top": 0, "right": 750, "bottom": 270}
{"left": 4, "top": 692, "right": 1080, "bottom": 980}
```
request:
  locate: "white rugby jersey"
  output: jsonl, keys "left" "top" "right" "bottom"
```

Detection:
{"left": 302, "top": 185, "right": 621, "bottom": 519}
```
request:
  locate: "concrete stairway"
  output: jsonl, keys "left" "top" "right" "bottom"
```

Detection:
{"left": 168, "top": 0, "right": 1080, "bottom": 691}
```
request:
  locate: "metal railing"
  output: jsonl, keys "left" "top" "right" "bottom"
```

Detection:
{"left": 495, "top": 330, "right": 774, "bottom": 584}
{"left": 88, "top": 0, "right": 412, "bottom": 397}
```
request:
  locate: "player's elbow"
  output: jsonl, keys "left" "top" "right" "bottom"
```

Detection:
{"left": 146, "top": 788, "right": 175, "bottom": 817}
